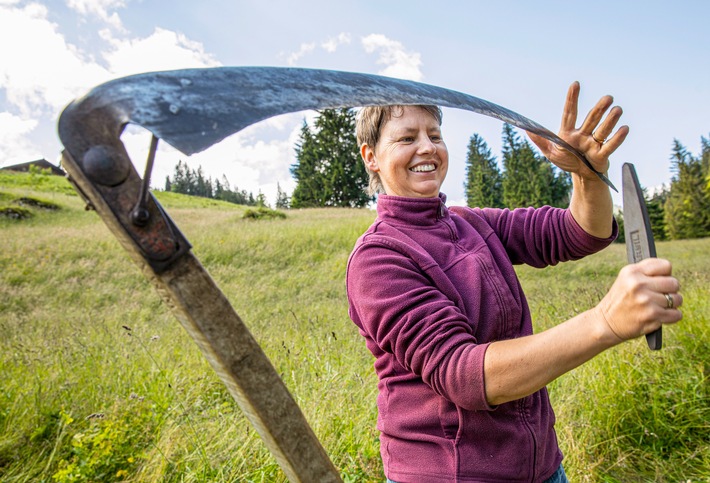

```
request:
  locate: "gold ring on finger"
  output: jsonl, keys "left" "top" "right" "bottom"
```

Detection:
{"left": 664, "top": 293, "right": 674, "bottom": 309}
{"left": 592, "top": 132, "right": 606, "bottom": 145}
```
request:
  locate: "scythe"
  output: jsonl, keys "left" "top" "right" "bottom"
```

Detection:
{"left": 57, "top": 67, "right": 618, "bottom": 482}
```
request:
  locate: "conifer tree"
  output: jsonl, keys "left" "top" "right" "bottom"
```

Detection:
{"left": 664, "top": 139, "right": 710, "bottom": 239}
{"left": 647, "top": 187, "right": 669, "bottom": 241}
{"left": 464, "top": 134, "right": 503, "bottom": 208}
{"left": 275, "top": 182, "right": 290, "bottom": 209}
{"left": 290, "top": 109, "right": 371, "bottom": 208}
{"left": 702, "top": 135, "right": 710, "bottom": 202}
{"left": 290, "top": 121, "right": 323, "bottom": 207}
{"left": 500, "top": 124, "right": 570, "bottom": 208}
{"left": 256, "top": 190, "right": 268, "bottom": 207}
{"left": 501, "top": 124, "right": 526, "bottom": 208}
{"left": 501, "top": 124, "right": 547, "bottom": 208}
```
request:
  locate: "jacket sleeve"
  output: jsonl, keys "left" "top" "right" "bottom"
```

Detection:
{"left": 454, "top": 206, "right": 618, "bottom": 268}
{"left": 346, "top": 237, "right": 495, "bottom": 411}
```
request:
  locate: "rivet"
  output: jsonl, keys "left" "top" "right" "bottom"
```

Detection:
{"left": 82, "top": 145, "right": 131, "bottom": 186}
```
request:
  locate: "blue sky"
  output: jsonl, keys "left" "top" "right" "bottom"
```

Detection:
{"left": 1, "top": 0, "right": 708, "bottom": 206}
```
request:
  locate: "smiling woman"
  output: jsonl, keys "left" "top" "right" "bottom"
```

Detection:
{"left": 358, "top": 105, "right": 448, "bottom": 198}
{"left": 346, "top": 89, "right": 683, "bottom": 483}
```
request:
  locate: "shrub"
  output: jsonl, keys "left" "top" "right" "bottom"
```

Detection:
{"left": 242, "top": 206, "right": 287, "bottom": 220}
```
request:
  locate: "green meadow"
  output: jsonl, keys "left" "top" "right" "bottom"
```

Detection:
{"left": 0, "top": 170, "right": 708, "bottom": 482}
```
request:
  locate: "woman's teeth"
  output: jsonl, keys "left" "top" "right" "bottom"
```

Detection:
{"left": 410, "top": 164, "right": 435, "bottom": 173}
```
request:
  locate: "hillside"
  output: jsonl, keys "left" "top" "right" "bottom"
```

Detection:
{"left": 1, "top": 170, "right": 708, "bottom": 482}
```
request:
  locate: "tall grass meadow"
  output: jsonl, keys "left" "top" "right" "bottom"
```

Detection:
{"left": 0, "top": 170, "right": 707, "bottom": 482}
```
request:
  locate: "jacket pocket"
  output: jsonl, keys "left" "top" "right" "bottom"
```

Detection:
{"left": 438, "top": 396, "right": 460, "bottom": 440}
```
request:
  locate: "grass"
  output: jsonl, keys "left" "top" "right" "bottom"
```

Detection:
{"left": 0, "top": 171, "right": 708, "bottom": 482}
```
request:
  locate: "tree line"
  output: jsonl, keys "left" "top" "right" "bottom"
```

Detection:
{"left": 164, "top": 160, "right": 283, "bottom": 207}
{"left": 613, "top": 137, "right": 710, "bottom": 242}
{"left": 165, "top": 107, "right": 708, "bottom": 241}
{"left": 290, "top": 108, "right": 709, "bottom": 241}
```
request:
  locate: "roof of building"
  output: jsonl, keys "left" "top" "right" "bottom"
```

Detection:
{"left": 1, "top": 159, "right": 65, "bottom": 176}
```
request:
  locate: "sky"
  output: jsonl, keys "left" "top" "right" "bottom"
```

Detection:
{"left": 1, "top": 0, "right": 708, "bottom": 207}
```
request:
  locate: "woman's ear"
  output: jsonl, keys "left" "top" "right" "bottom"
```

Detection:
{"left": 361, "top": 144, "right": 379, "bottom": 172}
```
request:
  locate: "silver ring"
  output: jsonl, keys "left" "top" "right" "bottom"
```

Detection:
{"left": 664, "top": 293, "right": 674, "bottom": 309}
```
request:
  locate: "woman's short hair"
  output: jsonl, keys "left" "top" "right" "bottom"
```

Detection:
{"left": 356, "top": 105, "right": 443, "bottom": 195}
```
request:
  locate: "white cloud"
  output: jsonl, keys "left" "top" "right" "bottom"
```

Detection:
{"left": 361, "top": 34, "right": 423, "bottom": 81}
{"left": 0, "top": 2, "right": 222, "bottom": 166}
{"left": 0, "top": 2, "right": 111, "bottom": 117}
{"left": 283, "top": 33, "right": 352, "bottom": 65}
{"left": 321, "top": 32, "right": 351, "bottom": 53}
{"left": 0, "top": 112, "right": 40, "bottom": 163}
{"left": 66, "top": 0, "right": 126, "bottom": 30}
{"left": 286, "top": 42, "right": 316, "bottom": 66}
{"left": 103, "top": 27, "right": 221, "bottom": 75}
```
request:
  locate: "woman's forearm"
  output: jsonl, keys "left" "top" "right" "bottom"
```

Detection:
{"left": 483, "top": 307, "right": 620, "bottom": 405}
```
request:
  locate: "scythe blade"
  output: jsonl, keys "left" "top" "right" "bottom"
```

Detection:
{"left": 58, "top": 67, "right": 615, "bottom": 190}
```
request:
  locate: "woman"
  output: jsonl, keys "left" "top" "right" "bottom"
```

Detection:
{"left": 346, "top": 82, "right": 683, "bottom": 482}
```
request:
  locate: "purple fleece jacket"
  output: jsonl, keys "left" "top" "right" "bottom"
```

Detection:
{"left": 346, "top": 193, "right": 616, "bottom": 482}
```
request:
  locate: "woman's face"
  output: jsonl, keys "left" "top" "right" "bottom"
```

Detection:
{"left": 362, "top": 106, "right": 448, "bottom": 198}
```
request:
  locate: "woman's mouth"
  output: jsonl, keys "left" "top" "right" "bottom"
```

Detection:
{"left": 410, "top": 164, "right": 436, "bottom": 173}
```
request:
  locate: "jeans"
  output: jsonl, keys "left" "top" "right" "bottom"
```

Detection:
{"left": 386, "top": 464, "right": 568, "bottom": 483}
{"left": 543, "top": 464, "right": 569, "bottom": 483}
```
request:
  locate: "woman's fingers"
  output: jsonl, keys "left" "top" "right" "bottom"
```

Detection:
{"left": 600, "top": 258, "right": 683, "bottom": 341}
{"left": 579, "top": 95, "right": 614, "bottom": 136}
{"left": 560, "top": 81, "right": 581, "bottom": 134}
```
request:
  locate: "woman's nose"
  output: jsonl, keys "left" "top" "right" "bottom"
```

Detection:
{"left": 417, "top": 137, "right": 436, "bottom": 154}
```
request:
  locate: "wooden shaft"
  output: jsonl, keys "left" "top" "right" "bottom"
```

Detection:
{"left": 61, "top": 151, "right": 342, "bottom": 482}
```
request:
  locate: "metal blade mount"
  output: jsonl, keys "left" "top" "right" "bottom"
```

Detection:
{"left": 622, "top": 162, "right": 661, "bottom": 350}
{"left": 58, "top": 66, "right": 616, "bottom": 191}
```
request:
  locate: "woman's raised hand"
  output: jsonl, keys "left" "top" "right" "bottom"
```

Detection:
{"left": 527, "top": 81, "right": 630, "bottom": 179}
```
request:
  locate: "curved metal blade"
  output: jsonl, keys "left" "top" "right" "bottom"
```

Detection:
{"left": 58, "top": 67, "right": 616, "bottom": 191}
{"left": 622, "top": 162, "right": 661, "bottom": 350}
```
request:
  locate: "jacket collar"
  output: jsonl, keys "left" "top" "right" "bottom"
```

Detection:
{"left": 376, "top": 192, "right": 449, "bottom": 226}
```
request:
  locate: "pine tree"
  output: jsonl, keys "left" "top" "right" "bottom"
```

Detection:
{"left": 275, "top": 182, "right": 290, "bottom": 209}
{"left": 500, "top": 124, "right": 570, "bottom": 208}
{"left": 290, "top": 121, "right": 323, "bottom": 207}
{"left": 290, "top": 109, "right": 371, "bottom": 208}
{"left": 664, "top": 139, "right": 710, "bottom": 239}
{"left": 464, "top": 134, "right": 503, "bottom": 208}
{"left": 318, "top": 109, "right": 371, "bottom": 207}
{"left": 195, "top": 166, "right": 212, "bottom": 198}
{"left": 647, "top": 187, "right": 669, "bottom": 242}
{"left": 170, "top": 160, "right": 190, "bottom": 194}
{"left": 702, "top": 135, "right": 710, "bottom": 203}
{"left": 501, "top": 124, "right": 546, "bottom": 208}
{"left": 549, "top": 166, "right": 572, "bottom": 207}
{"left": 501, "top": 124, "right": 525, "bottom": 208}
{"left": 256, "top": 190, "right": 268, "bottom": 207}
